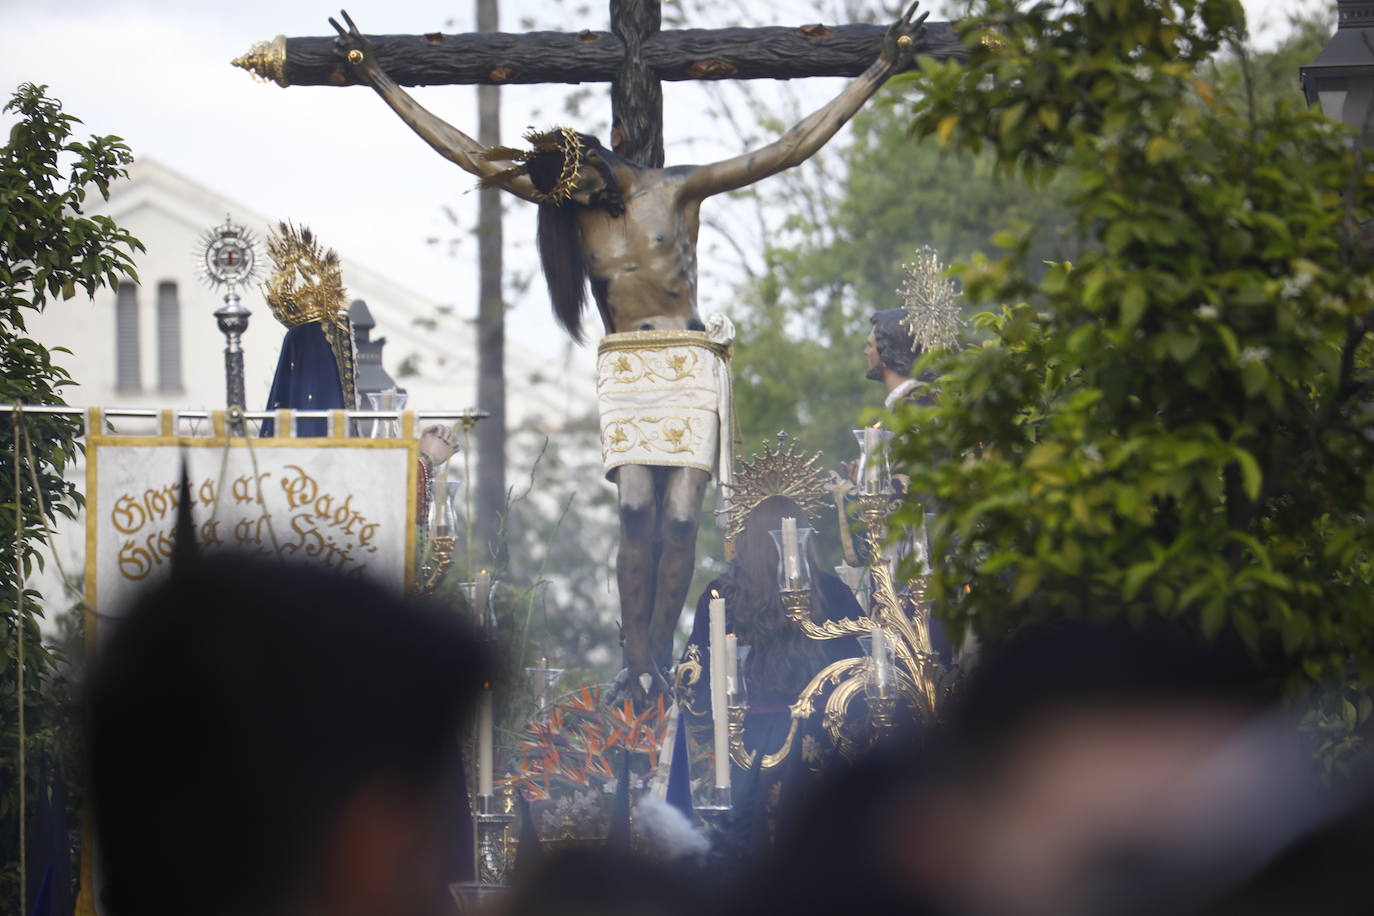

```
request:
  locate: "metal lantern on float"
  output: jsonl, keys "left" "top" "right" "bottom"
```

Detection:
{"left": 1300, "top": 1, "right": 1374, "bottom": 146}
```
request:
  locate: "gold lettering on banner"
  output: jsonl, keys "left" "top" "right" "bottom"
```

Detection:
{"left": 231, "top": 474, "right": 270, "bottom": 504}
{"left": 109, "top": 478, "right": 217, "bottom": 537}
{"left": 110, "top": 495, "right": 147, "bottom": 535}
{"left": 278, "top": 467, "right": 381, "bottom": 573}
{"left": 280, "top": 464, "right": 319, "bottom": 507}
{"left": 115, "top": 529, "right": 178, "bottom": 581}
{"left": 117, "top": 539, "right": 155, "bottom": 581}
{"left": 199, "top": 519, "right": 223, "bottom": 547}
{"left": 106, "top": 464, "right": 390, "bottom": 583}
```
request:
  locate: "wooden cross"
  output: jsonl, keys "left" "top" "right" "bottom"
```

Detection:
{"left": 234, "top": 0, "right": 962, "bottom": 167}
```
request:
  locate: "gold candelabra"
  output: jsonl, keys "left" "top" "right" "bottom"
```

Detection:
{"left": 413, "top": 534, "right": 457, "bottom": 596}
{"left": 413, "top": 443, "right": 464, "bottom": 596}
{"left": 728, "top": 493, "right": 942, "bottom": 771}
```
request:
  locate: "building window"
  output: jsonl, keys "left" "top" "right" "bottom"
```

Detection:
{"left": 115, "top": 281, "right": 141, "bottom": 392}
{"left": 156, "top": 280, "right": 183, "bottom": 392}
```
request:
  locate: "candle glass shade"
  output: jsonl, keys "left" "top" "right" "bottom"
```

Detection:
{"left": 368, "top": 388, "right": 408, "bottom": 438}
{"left": 769, "top": 526, "right": 815, "bottom": 591}
{"left": 525, "top": 665, "right": 565, "bottom": 710}
{"left": 859, "top": 629, "right": 894, "bottom": 699}
{"left": 734, "top": 644, "right": 751, "bottom": 705}
{"left": 853, "top": 428, "right": 896, "bottom": 495}
{"left": 835, "top": 564, "right": 869, "bottom": 613}
{"left": 430, "top": 479, "right": 463, "bottom": 537}
{"left": 459, "top": 579, "right": 499, "bottom": 631}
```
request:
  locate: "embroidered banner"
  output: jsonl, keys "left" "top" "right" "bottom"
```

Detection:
{"left": 84, "top": 429, "right": 417, "bottom": 634}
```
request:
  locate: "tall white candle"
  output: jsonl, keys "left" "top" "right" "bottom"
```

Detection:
{"left": 476, "top": 569, "right": 492, "bottom": 629}
{"left": 708, "top": 592, "right": 730, "bottom": 789}
{"left": 478, "top": 687, "right": 494, "bottom": 796}
{"left": 864, "top": 427, "right": 881, "bottom": 491}
{"left": 781, "top": 516, "right": 800, "bottom": 587}
{"left": 871, "top": 625, "right": 890, "bottom": 692}
{"left": 651, "top": 701, "right": 681, "bottom": 799}
{"left": 537, "top": 656, "right": 549, "bottom": 710}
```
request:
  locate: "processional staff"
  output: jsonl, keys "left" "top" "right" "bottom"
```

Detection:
{"left": 198, "top": 217, "right": 262, "bottom": 434}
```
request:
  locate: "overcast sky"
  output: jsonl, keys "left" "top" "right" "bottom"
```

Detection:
{"left": 0, "top": 0, "right": 1329, "bottom": 365}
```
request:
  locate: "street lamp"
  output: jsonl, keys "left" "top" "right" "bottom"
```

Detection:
{"left": 1301, "top": 1, "right": 1374, "bottom": 146}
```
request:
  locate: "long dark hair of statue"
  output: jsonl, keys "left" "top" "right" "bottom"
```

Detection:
{"left": 721, "top": 495, "right": 832, "bottom": 702}
{"left": 527, "top": 134, "right": 629, "bottom": 343}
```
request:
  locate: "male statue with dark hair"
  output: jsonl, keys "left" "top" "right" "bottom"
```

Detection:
{"left": 330, "top": 5, "right": 929, "bottom": 697}
{"left": 866, "top": 307, "right": 928, "bottom": 409}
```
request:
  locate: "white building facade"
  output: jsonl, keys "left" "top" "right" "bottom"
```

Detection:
{"left": 25, "top": 157, "right": 593, "bottom": 424}
{"left": 23, "top": 157, "right": 603, "bottom": 608}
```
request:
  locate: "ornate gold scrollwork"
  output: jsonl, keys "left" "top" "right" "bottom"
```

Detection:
{"left": 675, "top": 643, "right": 708, "bottom": 718}
{"left": 781, "top": 588, "right": 876, "bottom": 640}
{"left": 727, "top": 703, "right": 756, "bottom": 769}
{"left": 721, "top": 432, "right": 949, "bottom": 773}
{"left": 412, "top": 535, "right": 456, "bottom": 596}
{"left": 739, "top": 656, "right": 865, "bottom": 771}
{"left": 821, "top": 673, "right": 869, "bottom": 759}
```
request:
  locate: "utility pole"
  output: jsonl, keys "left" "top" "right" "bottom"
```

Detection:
{"left": 474, "top": 0, "right": 508, "bottom": 569}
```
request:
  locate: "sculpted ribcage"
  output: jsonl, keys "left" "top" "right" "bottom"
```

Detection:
{"left": 580, "top": 178, "right": 701, "bottom": 332}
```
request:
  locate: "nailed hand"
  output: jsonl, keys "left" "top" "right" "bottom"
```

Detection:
{"left": 880, "top": 1, "right": 929, "bottom": 71}
{"left": 329, "top": 10, "right": 379, "bottom": 75}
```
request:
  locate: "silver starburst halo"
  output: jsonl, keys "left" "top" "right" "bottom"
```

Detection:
{"left": 897, "top": 245, "right": 963, "bottom": 353}
{"left": 196, "top": 215, "right": 261, "bottom": 291}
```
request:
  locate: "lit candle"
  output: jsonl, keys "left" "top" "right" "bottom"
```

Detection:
{"left": 476, "top": 569, "right": 492, "bottom": 630}
{"left": 781, "top": 516, "right": 800, "bottom": 588}
{"left": 871, "top": 624, "right": 890, "bottom": 692}
{"left": 537, "top": 656, "right": 549, "bottom": 710}
{"left": 864, "top": 426, "right": 881, "bottom": 491}
{"left": 478, "top": 684, "right": 494, "bottom": 796}
{"left": 708, "top": 591, "right": 730, "bottom": 789}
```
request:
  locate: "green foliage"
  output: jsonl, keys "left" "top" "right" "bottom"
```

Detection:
{"left": 0, "top": 83, "right": 141, "bottom": 909}
{"left": 727, "top": 49, "right": 1079, "bottom": 503}
{"left": 499, "top": 416, "right": 621, "bottom": 679}
{"left": 887, "top": 1, "right": 1374, "bottom": 732}
{"left": 434, "top": 415, "right": 621, "bottom": 790}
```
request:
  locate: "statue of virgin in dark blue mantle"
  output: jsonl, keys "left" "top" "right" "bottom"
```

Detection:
{"left": 259, "top": 222, "right": 356, "bottom": 438}
{"left": 675, "top": 436, "right": 865, "bottom": 847}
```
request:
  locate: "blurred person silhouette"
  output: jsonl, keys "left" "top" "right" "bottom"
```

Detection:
{"left": 728, "top": 616, "right": 1321, "bottom": 916}
{"left": 898, "top": 619, "right": 1283, "bottom": 916}
{"left": 499, "top": 845, "right": 708, "bottom": 916}
{"left": 85, "top": 553, "right": 489, "bottom": 916}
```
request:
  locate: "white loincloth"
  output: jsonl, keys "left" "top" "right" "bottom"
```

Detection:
{"left": 596, "top": 324, "right": 733, "bottom": 489}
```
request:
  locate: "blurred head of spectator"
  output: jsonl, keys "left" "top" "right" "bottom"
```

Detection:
{"left": 87, "top": 554, "right": 487, "bottom": 916}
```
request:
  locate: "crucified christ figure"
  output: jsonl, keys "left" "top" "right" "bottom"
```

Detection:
{"left": 330, "top": 4, "right": 928, "bottom": 698}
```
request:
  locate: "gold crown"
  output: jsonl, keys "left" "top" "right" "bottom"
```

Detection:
{"left": 896, "top": 245, "right": 963, "bottom": 353}
{"left": 479, "top": 126, "right": 584, "bottom": 204}
{"left": 719, "top": 432, "right": 828, "bottom": 542}
{"left": 263, "top": 221, "right": 348, "bottom": 329}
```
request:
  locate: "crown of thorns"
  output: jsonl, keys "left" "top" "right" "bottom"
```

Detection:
{"left": 479, "top": 126, "right": 585, "bottom": 204}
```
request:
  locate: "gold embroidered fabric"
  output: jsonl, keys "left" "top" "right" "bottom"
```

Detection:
{"left": 596, "top": 330, "right": 731, "bottom": 481}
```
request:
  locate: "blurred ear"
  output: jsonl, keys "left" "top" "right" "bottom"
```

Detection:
{"left": 882, "top": 787, "right": 972, "bottom": 899}
{"left": 314, "top": 781, "right": 435, "bottom": 916}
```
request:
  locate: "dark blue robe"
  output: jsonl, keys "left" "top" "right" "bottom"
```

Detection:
{"left": 678, "top": 573, "right": 863, "bottom": 853}
{"left": 261, "top": 322, "right": 348, "bottom": 437}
